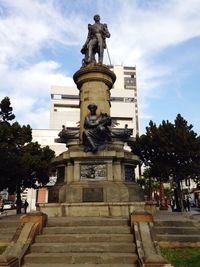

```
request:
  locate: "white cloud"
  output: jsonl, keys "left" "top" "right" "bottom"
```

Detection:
{"left": 0, "top": 60, "right": 74, "bottom": 127}
{"left": 0, "top": 0, "right": 200, "bottom": 130}
{"left": 0, "top": 0, "right": 77, "bottom": 128}
{"left": 0, "top": 0, "right": 85, "bottom": 65}
{"left": 105, "top": 0, "right": 200, "bottom": 122}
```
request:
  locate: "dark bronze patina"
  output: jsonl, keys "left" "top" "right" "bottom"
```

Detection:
{"left": 81, "top": 15, "right": 110, "bottom": 65}
{"left": 82, "top": 103, "right": 112, "bottom": 152}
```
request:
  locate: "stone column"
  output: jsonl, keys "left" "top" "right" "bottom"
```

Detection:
{"left": 73, "top": 64, "right": 116, "bottom": 139}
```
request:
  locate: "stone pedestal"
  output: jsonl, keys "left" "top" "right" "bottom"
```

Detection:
{"left": 38, "top": 146, "right": 144, "bottom": 216}
{"left": 73, "top": 64, "right": 116, "bottom": 138}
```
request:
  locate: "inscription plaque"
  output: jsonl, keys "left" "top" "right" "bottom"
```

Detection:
{"left": 81, "top": 164, "right": 106, "bottom": 180}
{"left": 83, "top": 188, "right": 103, "bottom": 202}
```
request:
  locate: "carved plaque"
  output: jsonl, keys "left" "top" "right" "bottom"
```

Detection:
{"left": 48, "top": 188, "right": 59, "bottom": 203}
{"left": 80, "top": 164, "right": 106, "bottom": 180}
{"left": 125, "top": 165, "right": 135, "bottom": 181}
{"left": 83, "top": 188, "right": 103, "bottom": 202}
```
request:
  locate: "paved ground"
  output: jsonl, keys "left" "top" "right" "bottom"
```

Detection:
{"left": 0, "top": 209, "right": 24, "bottom": 218}
{"left": 153, "top": 207, "right": 200, "bottom": 224}
{"left": 1, "top": 206, "right": 200, "bottom": 220}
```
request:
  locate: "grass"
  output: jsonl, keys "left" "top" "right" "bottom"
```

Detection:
{"left": 0, "top": 246, "right": 7, "bottom": 254}
{"left": 161, "top": 248, "right": 200, "bottom": 267}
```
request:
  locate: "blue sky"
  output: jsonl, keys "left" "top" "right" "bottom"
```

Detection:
{"left": 0, "top": 0, "right": 200, "bottom": 134}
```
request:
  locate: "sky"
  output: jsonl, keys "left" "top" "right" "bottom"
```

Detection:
{"left": 0, "top": 0, "right": 200, "bottom": 134}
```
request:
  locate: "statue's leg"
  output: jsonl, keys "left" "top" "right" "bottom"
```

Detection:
{"left": 87, "top": 135, "right": 97, "bottom": 152}
{"left": 83, "top": 131, "right": 97, "bottom": 152}
{"left": 99, "top": 50, "right": 104, "bottom": 64}
{"left": 96, "top": 35, "right": 104, "bottom": 64}
{"left": 88, "top": 39, "right": 97, "bottom": 63}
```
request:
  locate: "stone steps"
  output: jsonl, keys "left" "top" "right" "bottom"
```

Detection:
{"left": 156, "top": 234, "right": 200, "bottom": 242}
{"left": 36, "top": 233, "right": 133, "bottom": 243}
{"left": 0, "top": 228, "right": 16, "bottom": 234}
{"left": 154, "top": 226, "right": 199, "bottom": 235}
{"left": 0, "top": 220, "right": 19, "bottom": 228}
{"left": 153, "top": 217, "right": 200, "bottom": 246}
{"left": 0, "top": 218, "right": 19, "bottom": 246}
{"left": 0, "top": 232, "right": 16, "bottom": 245}
{"left": 43, "top": 225, "right": 131, "bottom": 234}
{"left": 23, "top": 252, "right": 138, "bottom": 264}
{"left": 30, "top": 242, "right": 136, "bottom": 253}
{"left": 23, "top": 264, "right": 137, "bottom": 267}
{"left": 47, "top": 217, "right": 129, "bottom": 227}
{"left": 22, "top": 216, "right": 139, "bottom": 266}
{"left": 154, "top": 220, "right": 194, "bottom": 227}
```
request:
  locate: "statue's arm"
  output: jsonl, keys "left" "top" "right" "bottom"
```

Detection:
{"left": 82, "top": 24, "right": 92, "bottom": 47}
{"left": 84, "top": 116, "right": 99, "bottom": 129}
{"left": 103, "top": 24, "right": 110, "bottom": 38}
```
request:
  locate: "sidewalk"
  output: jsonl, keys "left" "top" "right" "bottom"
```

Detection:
{"left": 153, "top": 209, "right": 200, "bottom": 223}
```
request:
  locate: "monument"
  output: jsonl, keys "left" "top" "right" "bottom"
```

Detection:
{"left": 38, "top": 15, "right": 144, "bottom": 217}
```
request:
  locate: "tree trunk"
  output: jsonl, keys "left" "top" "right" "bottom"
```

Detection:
{"left": 174, "top": 180, "right": 182, "bottom": 212}
{"left": 16, "top": 184, "right": 22, "bottom": 214}
{"left": 159, "top": 181, "right": 168, "bottom": 210}
{"left": 148, "top": 176, "right": 152, "bottom": 201}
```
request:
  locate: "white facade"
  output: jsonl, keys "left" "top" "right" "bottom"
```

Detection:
{"left": 109, "top": 65, "right": 139, "bottom": 135}
{"left": 50, "top": 86, "right": 80, "bottom": 129}
{"left": 32, "top": 129, "right": 66, "bottom": 156}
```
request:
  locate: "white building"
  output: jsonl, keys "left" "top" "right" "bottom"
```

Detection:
{"left": 109, "top": 65, "right": 139, "bottom": 135}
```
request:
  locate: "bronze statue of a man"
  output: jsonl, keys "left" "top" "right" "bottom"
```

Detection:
{"left": 81, "top": 15, "right": 110, "bottom": 65}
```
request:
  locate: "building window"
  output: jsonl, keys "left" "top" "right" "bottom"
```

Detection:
{"left": 62, "top": 94, "right": 79, "bottom": 100}
{"left": 124, "top": 77, "right": 136, "bottom": 89}
{"left": 125, "top": 98, "right": 134, "bottom": 103}
{"left": 124, "top": 66, "right": 136, "bottom": 70}
{"left": 110, "top": 97, "right": 124, "bottom": 102}
{"left": 124, "top": 72, "right": 135, "bottom": 77}
{"left": 52, "top": 94, "right": 62, "bottom": 100}
{"left": 54, "top": 106, "right": 79, "bottom": 112}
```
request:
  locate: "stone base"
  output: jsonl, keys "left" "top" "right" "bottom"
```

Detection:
{"left": 48, "top": 135, "right": 144, "bottom": 218}
{"left": 37, "top": 202, "right": 145, "bottom": 217}
{"left": 50, "top": 181, "right": 144, "bottom": 203}
{"left": 50, "top": 148, "right": 143, "bottom": 203}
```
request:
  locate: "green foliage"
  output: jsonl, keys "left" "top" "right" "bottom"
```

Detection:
{"left": 137, "top": 168, "right": 160, "bottom": 197}
{"left": 132, "top": 114, "right": 200, "bottom": 183}
{"left": 0, "top": 97, "right": 15, "bottom": 123}
{"left": 0, "top": 97, "right": 55, "bottom": 206}
{"left": 161, "top": 248, "right": 200, "bottom": 267}
{"left": 132, "top": 114, "right": 200, "bottom": 210}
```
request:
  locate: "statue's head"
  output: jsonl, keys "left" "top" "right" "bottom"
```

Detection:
{"left": 94, "top": 14, "right": 100, "bottom": 22}
{"left": 88, "top": 103, "right": 97, "bottom": 113}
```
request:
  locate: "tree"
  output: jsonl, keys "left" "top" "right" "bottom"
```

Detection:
{"left": 137, "top": 168, "right": 160, "bottom": 202}
{"left": 0, "top": 97, "right": 15, "bottom": 123}
{"left": 131, "top": 114, "right": 200, "bottom": 211}
{"left": 0, "top": 97, "right": 55, "bottom": 213}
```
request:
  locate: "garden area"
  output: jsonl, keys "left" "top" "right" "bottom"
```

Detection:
{"left": 161, "top": 248, "right": 200, "bottom": 267}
